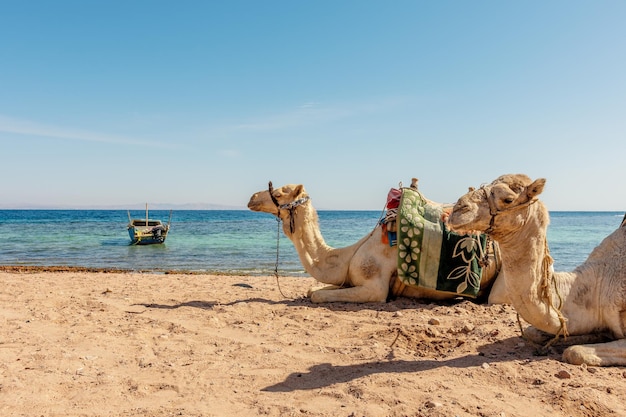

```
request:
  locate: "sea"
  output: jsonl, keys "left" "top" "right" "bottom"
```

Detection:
{"left": 0, "top": 210, "right": 623, "bottom": 276}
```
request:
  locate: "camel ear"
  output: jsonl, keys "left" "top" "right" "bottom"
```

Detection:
{"left": 526, "top": 178, "right": 546, "bottom": 199}
{"left": 293, "top": 184, "right": 305, "bottom": 197}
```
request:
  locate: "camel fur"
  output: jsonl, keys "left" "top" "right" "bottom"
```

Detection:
{"left": 447, "top": 173, "right": 626, "bottom": 366}
{"left": 248, "top": 182, "right": 501, "bottom": 304}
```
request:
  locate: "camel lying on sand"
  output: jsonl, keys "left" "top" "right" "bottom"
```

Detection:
{"left": 248, "top": 182, "right": 501, "bottom": 304}
{"left": 447, "top": 173, "right": 626, "bottom": 366}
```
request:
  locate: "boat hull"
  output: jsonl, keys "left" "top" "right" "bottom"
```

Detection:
{"left": 127, "top": 224, "right": 169, "bottom": 245}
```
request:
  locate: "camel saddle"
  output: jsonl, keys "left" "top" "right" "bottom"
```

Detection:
{"left": 395, "top": 187, "right": 489, "bottom": 298}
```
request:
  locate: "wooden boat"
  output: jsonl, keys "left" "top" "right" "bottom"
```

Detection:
{"left": 127, "top": 204, "right": 172, "bottom": 245}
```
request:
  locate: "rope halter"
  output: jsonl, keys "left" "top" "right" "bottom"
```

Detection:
{"left": 267, "top": 181, "right": 310, "bottom": 234}
{"left": 480, "top": 186, "right": 538, "bottom": 235}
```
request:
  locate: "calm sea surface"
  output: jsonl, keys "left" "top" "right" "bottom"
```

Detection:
{"left": 0, "top": 210, "right": 623, "bottom": 276}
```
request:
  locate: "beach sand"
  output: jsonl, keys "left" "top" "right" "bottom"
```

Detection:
{"left": 1, "top": 268, "right": 625, "bottom": 417}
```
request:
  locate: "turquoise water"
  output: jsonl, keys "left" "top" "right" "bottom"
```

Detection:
{"left": 0, "top": 210, "right": 622, "bottom": 275}
{"left": 547, "top": 211, "right": 624, "bottom": 271}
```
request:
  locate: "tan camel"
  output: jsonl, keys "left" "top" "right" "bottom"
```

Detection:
{"left": 447, "top": 173, "right": 626, "bottom": 366}
{"left": 247, "top": 182, "right": 501, "bottom": 304}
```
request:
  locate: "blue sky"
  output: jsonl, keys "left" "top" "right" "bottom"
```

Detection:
{"left": 1, "top": 1, "right": 625, "bottom": 210}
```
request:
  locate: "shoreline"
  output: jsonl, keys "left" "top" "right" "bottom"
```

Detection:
{"left": 0, "top": 265, "right": 250, "bottom": 275}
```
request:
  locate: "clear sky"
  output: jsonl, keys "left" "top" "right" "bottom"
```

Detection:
{"left": 1, "top": 1, "right": 625, "bottom": 211}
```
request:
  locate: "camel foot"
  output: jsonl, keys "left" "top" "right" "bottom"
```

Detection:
{"left": 563, "top": 345, "right": 603, "bottom": 366}
{"left": 562, "top": 339, "right": 626, "bottom": 366}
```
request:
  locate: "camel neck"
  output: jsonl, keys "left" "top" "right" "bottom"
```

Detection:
{"left": 496, "top": 204, "right": 565, "bottom": 334}
{"left": 280, "top": 203, "right": 353, "bottom": 284}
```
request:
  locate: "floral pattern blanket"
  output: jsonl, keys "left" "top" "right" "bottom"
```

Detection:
{"left": 396, "top": 187, "right": 487, "bottom": 298}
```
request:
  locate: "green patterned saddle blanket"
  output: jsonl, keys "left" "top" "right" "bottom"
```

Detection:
{"left": 397, "top": 187, "right": 488, "bottom": 298}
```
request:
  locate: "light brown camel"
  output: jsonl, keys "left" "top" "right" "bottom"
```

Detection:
{"left": 447, "top": 173, "right": 626, "bottom": 366}
{"left": 247, "top": 182, "right": 502, "bottom": 304}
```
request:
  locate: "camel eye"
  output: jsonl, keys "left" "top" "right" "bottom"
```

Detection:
{"left": 503, "top": 197, "right": 514, "bottom": 204}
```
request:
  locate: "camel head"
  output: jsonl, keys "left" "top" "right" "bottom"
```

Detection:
{"left": 447, "top": 174, "right": 546, "bottom": 237}
{"left": 247, "top": 182, "right": 308, "bottom": 216}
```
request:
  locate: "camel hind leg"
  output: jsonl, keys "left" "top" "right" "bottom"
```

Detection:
{"left": 563, "top": 339, "right": 626, "bottom": 366}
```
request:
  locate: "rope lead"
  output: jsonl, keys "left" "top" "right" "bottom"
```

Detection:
{"left": 273, "top": 216, "right": 288, "bottom": 299}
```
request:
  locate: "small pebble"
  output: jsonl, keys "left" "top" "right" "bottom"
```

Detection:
{"left": 462, "top": 324, "right": 474, "bottom": 333}
{"left": 555, "top": 370, "right": 571, "bottom": 379}
{"left": 424, "top": 400, "right": 443, "bottom": 408}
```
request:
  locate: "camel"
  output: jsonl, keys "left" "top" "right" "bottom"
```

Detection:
{"left": 247, "top": 181, "right": 502, "bottom": 304}
{"left": 446, "top": 173, "right": 626, "bottom": 366}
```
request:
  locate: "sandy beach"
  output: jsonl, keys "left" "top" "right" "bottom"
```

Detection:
{"left": 1, "top": 268, "right": 625, "bottom": 417}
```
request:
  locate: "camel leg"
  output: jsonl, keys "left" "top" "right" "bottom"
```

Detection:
{"left": 307, "top": 285, "right": 341, "bottom": 298}
{"left": 562, "top": 339, "right": 626, "bottom": 366}
{"left": 522, "top": 326, "right": 554, "bottom": 344}
{"left": 487, "top": 273, "right": 509, "bottom": 305}
{"left": 309, "top": 284, "right": 388, "bottom": 303}
{"left": 522, "top": 326, "right": 611, "bottom": 346}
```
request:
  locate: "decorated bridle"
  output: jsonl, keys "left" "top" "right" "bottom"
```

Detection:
{"left": 267, "top": 181, "right": 310, "bottom": 234}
